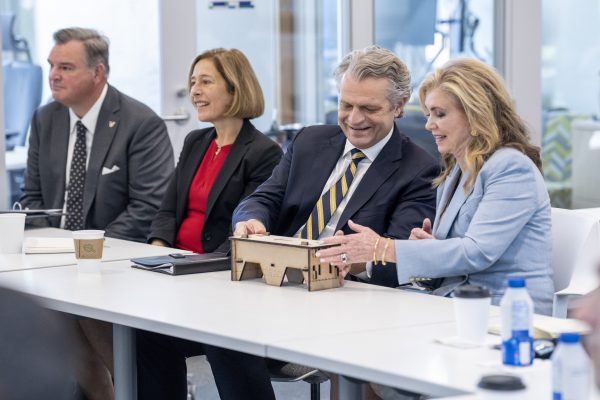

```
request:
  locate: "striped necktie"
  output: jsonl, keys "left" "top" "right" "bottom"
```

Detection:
{"left": 300, "top": 148, "right": 367, "bottom": 240}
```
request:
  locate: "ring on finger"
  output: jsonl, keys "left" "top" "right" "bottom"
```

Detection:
{"left": 340, "top": 253, "right": 348, "bottom": 264}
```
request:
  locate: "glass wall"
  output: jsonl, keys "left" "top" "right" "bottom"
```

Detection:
{"left": 372, "top": 0, "right": 494, "bottom": 160}
{"left": 2, "top": 0, "right": 160, "bottom": 205}
{"left": 374, "top": 0, "right": 494, "bottom": 94}
{"left": 6, "top": 1, "right": 594, "bottom": 209}
{"left": 191, "top": 0, "right": 338, "bottom": 149}
{"left": 541, "top": 0, "right": 600, "bottom": 208}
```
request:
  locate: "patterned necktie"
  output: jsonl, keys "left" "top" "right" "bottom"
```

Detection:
{"left": 300, "top": 148, "right": 367, "bottom": 240}
{"left": 64, "top": 121, "right": 87, "bottom": 231}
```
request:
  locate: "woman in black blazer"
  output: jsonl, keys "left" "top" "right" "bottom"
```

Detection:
{"left": 138, "top": 49, "right": 283, "bottom": 400}
{"left": 148, "top": 48, "right": 282, "bottom": 253}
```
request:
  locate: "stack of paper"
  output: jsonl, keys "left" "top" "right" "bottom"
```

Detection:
{"left": 489, "top": 315, "right": 591, "bottom": 340}
{"left": 23, "top": 237, "right": 74, "bottom": 254}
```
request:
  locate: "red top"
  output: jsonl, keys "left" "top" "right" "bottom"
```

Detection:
{"left": 175, "top": 140, "right": 232, "bottom": 253}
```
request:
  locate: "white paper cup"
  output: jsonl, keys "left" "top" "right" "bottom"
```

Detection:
{"left": 453, "top": 285, "right": 491, "bottom": 344}
{"left": 0, "top": 213, "right": 26, "bottom": 253}
{"left": 72, "top": 230, "right": 105, "bottom": 272}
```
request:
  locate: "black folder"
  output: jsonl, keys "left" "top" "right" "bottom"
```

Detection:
{"left": 131, "top": 252, "right": 230, "bottom": 275}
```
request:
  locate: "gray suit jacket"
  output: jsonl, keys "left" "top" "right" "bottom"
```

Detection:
{"left": 21, "top": 85, "right": 174, "bottom": 242}
{"left": 393, "top": 148, "right": 554, "bottom": 315}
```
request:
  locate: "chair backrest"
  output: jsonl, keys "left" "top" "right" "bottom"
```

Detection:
{"left": 395, "top": 112, "right": 441, "bottom": 162}
{"left": 3, "top": 61, "right": 43, "bottom": 148}
{"left": 551, "top": 207, "right": 599, "bottom": 292}
{"left": 1, "top": 12, "right": 32, "bottom": 62}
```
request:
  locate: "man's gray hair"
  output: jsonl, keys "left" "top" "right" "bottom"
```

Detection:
{"left": 334, "top": 45, "right": 411, "bottom": 113}
{"left": 53, "top": 27, "right": 110, "bottom": 74}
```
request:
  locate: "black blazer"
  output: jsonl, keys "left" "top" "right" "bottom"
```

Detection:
{"left": 233, "top": 124, "right": 439, "bottom": 286}
{"left": 149, "top": 119, "right": 282, "bottom": 253}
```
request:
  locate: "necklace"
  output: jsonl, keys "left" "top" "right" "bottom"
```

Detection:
{"left": 213, "top": 139, "right": 223, "bottom": 159}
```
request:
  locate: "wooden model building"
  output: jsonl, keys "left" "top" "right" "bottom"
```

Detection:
{"left": 230, "top": 234, "right": 340, "bottom": 291}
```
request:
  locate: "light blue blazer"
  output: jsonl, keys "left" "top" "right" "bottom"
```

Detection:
{"left": 393, "top": 148, "right": 554, "bottom": 315}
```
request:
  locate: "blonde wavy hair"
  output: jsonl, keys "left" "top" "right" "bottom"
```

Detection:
{"left": 418, "top": 58, "right": 542, "bottom": 191}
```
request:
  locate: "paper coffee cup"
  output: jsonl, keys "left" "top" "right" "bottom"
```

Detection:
{"left": 73, "top": 230, "right": 105, "bottom": 271}
{"left": 0, "top": 213, "right": 26, "bottom": 254}
{"left": 453, "top": 285, "right": 491, "bottom": 344}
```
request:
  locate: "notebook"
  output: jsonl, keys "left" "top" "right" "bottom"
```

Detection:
{"left": 131, "top": 252, "right": 230, "bottom": 275}
{"left": 488, "top": 315, "right": 591, "bottom": 340}
{"left": 23, "top": 237, "right": 75, "bottom": 254}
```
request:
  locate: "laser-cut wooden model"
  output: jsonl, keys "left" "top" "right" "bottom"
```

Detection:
{"left": 230, "top": 234, "right": 340, "bottom": 291}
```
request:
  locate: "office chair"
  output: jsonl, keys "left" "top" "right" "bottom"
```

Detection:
{"left": 550, "top": 207, "right": 600, "bottom": 318}
{"left": 323, "top": 108, "right": 441, "bottom": 163}
{"left": 2, "top": 12, "right": 43, "bottom": 150}
{"left": 268, "top": 360, "right": 329, "bottom": 400}
{"left": 395, "top": 108, "right": 440, "bottom": 163}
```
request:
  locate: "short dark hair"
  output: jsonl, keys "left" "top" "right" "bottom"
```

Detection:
{"left": 53, "top": 27, "right": 110, "bottom": 74}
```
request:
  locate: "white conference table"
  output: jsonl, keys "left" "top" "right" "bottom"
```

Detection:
{"left": 0, "top": 260, "right": 501, "bottom": 400}
{"left": 269, "top": 320, "right": 546, "bottom": 399}
{"left": 269, "top": 317, "right": 599, "bottom": 399}
{"left": 0, "top": 227, "right": 190, "bottom": 272}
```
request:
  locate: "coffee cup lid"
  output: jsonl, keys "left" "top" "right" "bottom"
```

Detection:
{"left": 453, "top": 284, "right": 490, "bottom": 298}
{"left": 72, "top": 230, "right": 105, "bottom": 240}
{"left": 477, "top": 374, "right": 525, "bottom": 391}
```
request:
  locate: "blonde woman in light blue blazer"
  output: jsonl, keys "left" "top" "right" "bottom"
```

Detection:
{"left": 318, "top": 58, "right": 554, "bottom": 315}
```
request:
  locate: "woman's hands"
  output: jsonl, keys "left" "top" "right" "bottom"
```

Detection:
{"left": 409, "top": 218, "right": 433, "bottom": 240}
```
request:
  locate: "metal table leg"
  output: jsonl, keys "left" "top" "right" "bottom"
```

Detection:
{"left": 338, "top": 375, "right": 363, "bottom": 400}
{"left": 113, "top": 324, "right": 136, "bottom": 400}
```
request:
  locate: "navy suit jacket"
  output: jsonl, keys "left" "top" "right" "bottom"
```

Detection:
{"left": 233, "top": 124, "right": 439, "bottom": 287}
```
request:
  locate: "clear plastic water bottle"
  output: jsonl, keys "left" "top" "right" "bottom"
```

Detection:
{"left": 500, "top": 277, "right": 534, "bottom": 366}
{"left": 552, "top": 332, "right": 591, "bottom": 400}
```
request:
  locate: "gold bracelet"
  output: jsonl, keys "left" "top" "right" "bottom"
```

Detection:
{"left": 373, "top": 237, "right": 381, "bottom": 264}
{"left": 381, "top": 238, "right": 391, "bottom": 266}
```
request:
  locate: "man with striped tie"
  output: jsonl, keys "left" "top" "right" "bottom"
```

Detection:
{"left": 233, "top": 45, "right": 439, "bottom": 288}
{"left": 210, "top": 45, "right": 440, "bottom": 400}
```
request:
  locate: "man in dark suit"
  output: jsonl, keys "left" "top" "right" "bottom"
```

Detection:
{"left": 207, "top": 46, "right": 438, "bottom": 399}
{"left": 21, "top": 27, "right": 173, "bottom": 243}
{"left": 19, "top": 28, "right": 173, "bottom": 400}
{"left": 234, "top": 45, "right": 438, "bottom": 287}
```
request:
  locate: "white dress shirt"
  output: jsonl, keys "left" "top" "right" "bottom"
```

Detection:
{"left": 296, "top": 127, "right": 393, "bottom": 239}
{"left": 60, "top": 84, "right": 108, "bottom": 228}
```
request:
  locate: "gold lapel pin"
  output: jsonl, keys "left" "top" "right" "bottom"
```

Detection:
{"left": 109, "top": 121, "right": 116, "bottom": 128}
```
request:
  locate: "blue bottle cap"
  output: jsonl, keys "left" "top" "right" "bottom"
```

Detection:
{"left": 559, "top": 333, "right": 580, "bottom": 343}
{"left": 507, "top": 277, "right": 526, "bottom": 288}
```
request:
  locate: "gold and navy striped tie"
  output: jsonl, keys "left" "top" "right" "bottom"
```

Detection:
{"left": 300, "top": 148, "right": 366, "bottom": 240}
